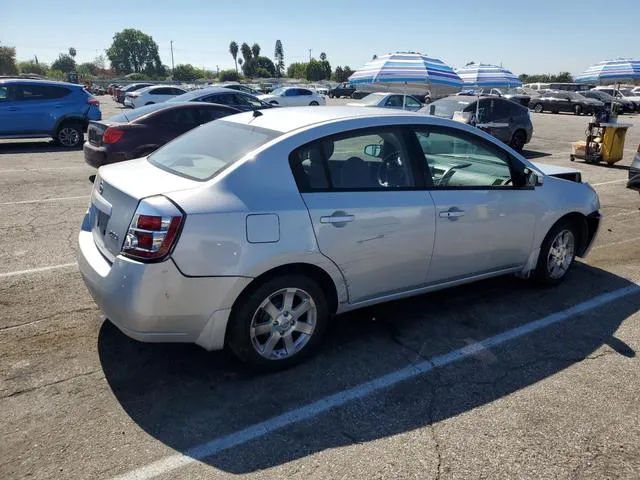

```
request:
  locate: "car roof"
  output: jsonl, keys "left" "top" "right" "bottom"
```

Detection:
{"left": 169, "top": 86, "right": 244, "bottom": 101}
{"left": 222, "top": 106, "right": 430, "bottom": 134}
{"left": 0, "top": 78, "right": 82, "bottom": 88}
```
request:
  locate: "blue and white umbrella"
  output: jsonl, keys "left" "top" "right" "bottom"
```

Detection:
{"left": 575, "top": 58, "right": 640, "bottom": 84}
{"left": 348, "top": 52, "right": 462, "bottom": 89}
{"left": 455, "top": 63, "right": 521, "bottom": 89}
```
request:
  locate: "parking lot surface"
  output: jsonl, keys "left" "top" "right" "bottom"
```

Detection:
{"left": 1, "top": 98, "right": 640, "bottom": 480}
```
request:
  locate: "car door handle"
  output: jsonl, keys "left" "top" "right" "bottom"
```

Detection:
{"left": 320, "top": 214, "right": 355, "bottom": 224}
{"left": 439, "top": 209, "right": 465, "bottom": 219}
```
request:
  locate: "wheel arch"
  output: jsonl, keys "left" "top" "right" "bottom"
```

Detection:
{"left": 548, "top": 212, "right": 593, "bottom": 257}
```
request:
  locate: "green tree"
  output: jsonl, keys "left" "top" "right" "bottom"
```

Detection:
{"left": 251, "top": 43, "right": 261, "bottom": 58}
{"left": 229, "top": 41, "right": 239, "bottom": 73}
{"left": 372, "top": 54, "right": 377, "bottom": 60}
{"left": 172, "top": 64, "right": 198, "bottom": 81}
{"left": 18, "top": 60, "right": 49, "bottom": 76}
{"left": 51, "top": 53, "right": 76, "bottom": 73}
{"left": 240, "top": 42, "right": 252, "bottom": 62}
{"left": 77, "top": 62, "right": 97, "bottom": 76}
{"left": 93, "top": 55, "right": 106, "bottom": 70}
{"left": 243, "top": 56, "right": 276, "bottom": 78}
{"left": 47, "top": 69, "right": 65, "bottom": 80}
{"left": 306, "top": 59, "right": 331, "bottom": 81}
{"left": 68, "top": 47, "right": 77, "bottom": 59}
{"left": 0, "top": 46, "right": 19, "bottom": 75}
{"left": 287, "top": 62, "right": 307, "bottom": 79}
{"left": 219, "top": 69, "right": 240, "bottom": 82}
{"left": 274, "top": 40, "right": 284, "bottom": 77}
{"left": 320, "top": 52, "right": 327, "bottom": 61}
{"left": 106, "top": 28, "right": 163, "bottom": 75}
{"left": 332, "top": 65, "right": 354, "bottom": 83}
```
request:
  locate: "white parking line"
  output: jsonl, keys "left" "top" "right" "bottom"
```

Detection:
{"left": 110, "top": 282, "right": 640, "bottom": 480}
{"left": 591, "top": 179, "right": 627, "bottom": 186}
{"left": 0, "top": 262, "right": 78, "bottom": 279}
{"left": 0, "top": 166, "right": 88, "bottom": 173}
{"left": 0, "top": 195, "right": 89, "bottom": 206}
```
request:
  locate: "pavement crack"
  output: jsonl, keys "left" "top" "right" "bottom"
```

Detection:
{"left": 3, "top": 369, "right": 102, "bottom": 398}
{"left": 0, "top": 306, "right": 97, "bottom": 332}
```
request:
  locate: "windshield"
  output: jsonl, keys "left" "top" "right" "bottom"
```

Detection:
{"left": 148, "top": 120, "right": 281, "bottom": 181}
{"left": 619, "top": 89, "right": 634, "bottom": 96}
{"left": 358, "top": 93, "right": 385, "bottom": 105}
{"left": 423, "top": 97, "right": 472, "bottom": 118}
{"left": 269, "top": 87, "right": 286, "bottom": 96}
{"left": 503, "top": 88, "right": 526, "bottom": 95}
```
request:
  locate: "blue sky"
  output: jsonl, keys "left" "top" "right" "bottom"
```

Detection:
{"left": 2, "top": 0, "right": 639, "bottom": 76}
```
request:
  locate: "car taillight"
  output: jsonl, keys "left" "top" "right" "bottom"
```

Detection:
{"left": 122, "top": 196, "right": 184, "bottom": 261}
{"left": 103, "top": 127, "right": 124, "bottom": 144}
{"left": 88, "top": 97, "right": 100, "bottom": 106}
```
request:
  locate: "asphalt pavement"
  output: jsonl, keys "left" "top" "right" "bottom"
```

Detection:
{"left": 1, "top": 98, "right": 640, "bottom": 480}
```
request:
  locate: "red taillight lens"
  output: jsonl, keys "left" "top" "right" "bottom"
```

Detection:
{"left": 122, "top": 196, "right": 184, "bottom": 261}
{"left": 103, "top": 127, "right": 124, "bottom": 144}
{"left": 88, "top": 97, "right": 100, "bottom": 106}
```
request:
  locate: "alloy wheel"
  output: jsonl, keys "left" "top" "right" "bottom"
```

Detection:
{"left": 546, "top": 229, "right": 575, "bottom": 279}
{"left": 249, "top": 288, "right": 317, "bottom": 360}
{"left": 58, "top": 127, "right": 80, "bottom": 147}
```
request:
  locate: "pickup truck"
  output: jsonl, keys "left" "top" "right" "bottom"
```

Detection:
{"left": 328, "top": 83, "right": 356, "bottom": 98}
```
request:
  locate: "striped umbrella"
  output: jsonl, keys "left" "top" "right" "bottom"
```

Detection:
{"left": 575, "top": 58, "right": 640, "bottom": 84}
{"left": 455, "top": 63, "right": 522, "bottom": 89}
{"left": 348, "top": 53, "right": 462, "bottom": 88}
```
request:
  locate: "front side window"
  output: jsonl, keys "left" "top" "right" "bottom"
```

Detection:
{"left": 384, "top": 95, "right": 404, "bottom": 107}
{"left": 290, "top": 128, "right": 415, "bottom": 191}
{"left": 414, "top": 127, "right": 513, "bottom": 188}
{"left": 0, "top": 86, "right": 7, "bottom": 102}
{"left": 237, "top": 93, "right": 263, "bottom": 107}
{"left": 405, "top": 96, "right": 421, "bottom": 108}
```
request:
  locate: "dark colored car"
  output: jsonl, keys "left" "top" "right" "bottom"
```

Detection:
{"left": 166, "top": 86, "right": 273, "bottom": 111}
{"left": 328, "top": 82, "right": 356, "bottom": 98}
{"left": 421, "top": 95, "right": 533, "bottom": 151}
{"left": 580, "top": 89, "right": 635, "bottom": 113}
{"left": 528, "top": 90, "right": 603, "bottom": 115}
{"left": 474, "top": 87, "right": 531, "bottom": 107}
{"left": 222, "top": 83, "right": 262, "bottom": 95}
{"left": 115, "top": 83, "right": 155, "bottom": 104}
{"left": 83, "top": 102, "right": 239, "bottom": 168}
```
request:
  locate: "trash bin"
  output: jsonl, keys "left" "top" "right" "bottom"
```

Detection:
{"left": 600, "top": 123, "right": 632, "bottom": 164}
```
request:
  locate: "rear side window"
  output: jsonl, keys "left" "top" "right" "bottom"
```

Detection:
{"left": 198, "top": 107, "right": 233, "bottom": 124}
{"left": 151, "top": 87, "right": 172, "bottom": 95}
{"left": 149, "top": 121, "right": 280, "bottom": 181}
{"left": 156, "top": 107, "right": 199, "bottom": 125}
{"left": 0, "top": 86, "right": 7, "bottom": 102}
{"left": 15, "top": 84, "right": 71, "bottom": 101}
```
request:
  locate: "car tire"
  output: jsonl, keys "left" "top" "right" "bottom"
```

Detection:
{"left": 533, "top": 103, "right": 543, "bottom": 113}
{"left": 533, "top": 219, "right": 577, "bottom": 287}
{"left": 328, "top": 93, "right": 334, "bottom": 98}
{"left": 309, "top": 101, "right": 319, "bottom": 106}
{"left": 510, "top": 130, "right": 526, "bottom": 152}
{"left": 227, "top": 274, "right": 329, "bottom": 371}
{"left": 574, "top": 105, "right": 583, "bottom": 115}
{"left": 55, "top": 123, "right": 84, "bottom": 148}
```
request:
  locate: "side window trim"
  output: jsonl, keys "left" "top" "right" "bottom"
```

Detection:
{"left": 409, "top": 125, "right": 523, "bottom": 191}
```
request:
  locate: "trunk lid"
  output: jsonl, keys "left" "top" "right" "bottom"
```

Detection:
{"left": 87, "top": 121, "right": 109, "bottom": 146}
{"left": 90, "top": 158, "right": 201, "bottom": 261}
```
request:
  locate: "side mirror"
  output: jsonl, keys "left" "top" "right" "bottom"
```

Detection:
{"left": 364, "top": 144, "right": 383, "bottom": 158}
{"left": 524, "top": 167, "right": 542, "bottom": 187}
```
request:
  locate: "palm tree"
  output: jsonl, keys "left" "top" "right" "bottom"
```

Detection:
{"left": 68, "top": 47, "right": 77, "bottom": 59}
{"left": 229, "top": 41, "right": 239, "bottom": 73}
{"left": 320, "top": 52, "right": 327, "bottom": 61}
{"left": 251, "top": 43, "right": 261, "bottom": 58}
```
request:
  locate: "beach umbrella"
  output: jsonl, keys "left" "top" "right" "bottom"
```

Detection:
{"left": 455, "top": 63, "right": 521, "bottom": 123}
{"left": 348, "top": 52, "right": 462, "bottom": 108}
{"left": 576, "top": 58, "right": 640, "bottom": 111}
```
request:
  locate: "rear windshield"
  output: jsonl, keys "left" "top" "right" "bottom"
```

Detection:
{"left": 148, "top": 120, "right": 280, "bottom": 181}
{"left": 422, "top": 97, "right": 472, "bottom": 118}
{"left": 108, "top": 103, "right": 172, "bottom": 123}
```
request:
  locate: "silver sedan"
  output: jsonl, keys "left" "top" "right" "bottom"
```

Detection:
{"left": 79, "top": 106, "right": 601, "bottom": 370}
{"left": 347, "top": 92, "right": 424, "bottom": 111}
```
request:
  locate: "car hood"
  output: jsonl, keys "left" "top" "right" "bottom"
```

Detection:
{"left": 257, "top": 94, "right": 276, "bottom": 101}
{"left": 532, "top": 162, "right": 581, "bottom": 177}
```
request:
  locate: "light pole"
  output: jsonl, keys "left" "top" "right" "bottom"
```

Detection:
{"left": 308, "top": 49, "right": 312, "bottom": 61}
{"left": 170, "top": 40, "right": 175, "bottom": 73}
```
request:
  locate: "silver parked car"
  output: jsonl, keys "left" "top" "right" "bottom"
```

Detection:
{"left": 79, "top": 107, "right": 601, "bottom": 370}
{"left": 347, "top": 92, "right": 424, "bottom": 111}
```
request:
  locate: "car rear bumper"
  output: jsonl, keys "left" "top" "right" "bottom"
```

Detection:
{"left": 83, "top": 142, "right": 128, "bottom": 168}
{"left": 78, "top": 226, "right": 251, "bottom": 350}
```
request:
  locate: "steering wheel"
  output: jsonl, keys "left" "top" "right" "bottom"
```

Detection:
{"left": 377, "top": 151, "right": 406, "bottom": 187}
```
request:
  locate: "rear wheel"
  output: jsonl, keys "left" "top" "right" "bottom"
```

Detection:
{"left": 510, "top": 130, "right": 526, "bottom": 152}
{"left": 533, "top": 103, "right": 543, "bottom": 113}
{"left": 55, "top": 123, "right": 83, "bottom": 148}
{"left": 534, "top": 220, "right": 577, "bottom": 286}
{"left": 227, "top": 274, "right": 329, "bottom": 371}
{"left": 309, "top": 101, "right": 319, "bottom": 106}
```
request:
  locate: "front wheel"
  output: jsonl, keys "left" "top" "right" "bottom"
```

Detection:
{"left": 534, "top": 220, "right": 577, "bottom": 286}
{"left": 55, "top": 123, "right": 84, "bottom": 148}
{"left": 510, "top": 130, "right": 526, "bottom": 152}
{"left": 309, "top": 101, "right": 319, "bottom": 106}
{"left": 227, "top": 275, "right": 329, "bottom": 371}
{"left": 533, "top": 103, "right": 543, "bottom": 113}
{"left": 574, "top": 104, "right": 582, "bottom": 115}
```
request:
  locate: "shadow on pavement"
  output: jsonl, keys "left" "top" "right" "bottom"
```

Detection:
{"left": 522, "top": 150, "right": 552, "bottom": 160}
{"left": 0, "top": 141, "right": 82, "bottom": 154}
{"left": 99, "top": 264, "right": 639, "bottom": 474}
